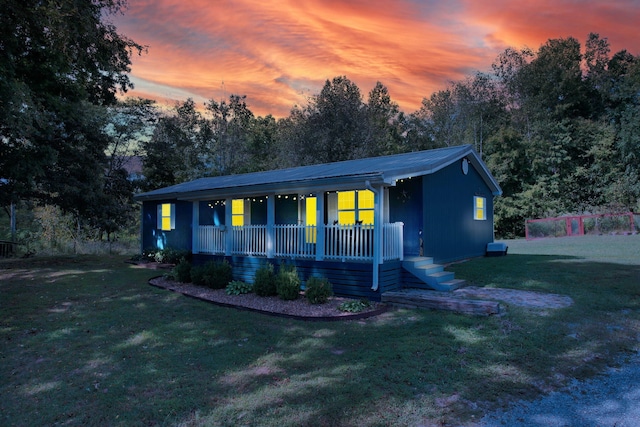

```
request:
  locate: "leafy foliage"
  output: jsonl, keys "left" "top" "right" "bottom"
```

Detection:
{"left": 170, "top": 259, "right": 192, "bottom": 283}
{"left": 276, "top": 265, "right": 301, "bottom": 301}
{"left": 0, "top": 0, "right": 144, "bottom": 216}
{"left": 191, "top": 260, "right": 232, "bottom": 289}
{"left": 338, "top": 299, "right": 372, "bottom": 313}
{"left": 253, "top": 263, "right": 278, "bottom": 297}
{"left": 225, "top": 280, "right": 254, "bottom": 295}
{"left": 304, "top": 277, "right": 333, "bottom": 304}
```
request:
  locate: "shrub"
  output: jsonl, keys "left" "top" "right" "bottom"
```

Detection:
{"left": 304, "top": 276, "right": 333, "bottom": 304}
{"left": 276, "top": 265, "right": 301, "bottom": 301}
{"left": 253, "top": 263, "right": 277, "bottom": 296}
{"left": 141, "top": 247, "right": 192, "bottom": 264}
{"left": 338, "top": 299, "right": 371, "bottom": 313}
{"left": 191, "top": 260, "right": 232, "bottom": 289}
{"left": 225, "top": 280, "right": 254, "bottom": 295}
{"left": 155, "top": 247, "right": 192, "bottom": 264}
{"left": 170, "top": 259, "right": 192, "bottom": 283}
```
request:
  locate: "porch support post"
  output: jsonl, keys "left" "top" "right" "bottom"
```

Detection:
{"left": 225, "top": 198, "right": 233, "bottom": 256}
{"left": 315, "top": 192, "right": 325, "bottom": 261}
{"left": 366, "top": 181, "right": 383, "bottom": 291}
{"left": 192, "top": 201, "right": 199, "bottom": 254}
{"left": 266, "top": 193, "right": 275, "bottom": 258}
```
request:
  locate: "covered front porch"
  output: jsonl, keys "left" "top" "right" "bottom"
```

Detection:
{"left": 191, "top": 186, "right": 405, "bottom": 261}
{"left": 185, "top": 184, "right": 404, "bottom": 292}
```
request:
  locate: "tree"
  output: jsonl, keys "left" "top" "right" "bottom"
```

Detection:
{"left": 206, "top": 94, "right": 255, "bottom": 175}
{"left": 246, "top": 115, "right": 278, "bottom": 172}
{"left": 105, "top": 98, "right": 159, "bottom": 177}
{"left": 283, "top": 76, "right": 369, "bottom": 165}
{"left": 0, "top": 0, "right": 144, "bottom": 218}
{"left": 365, "top": 82, "right": 404, "bottom": 155}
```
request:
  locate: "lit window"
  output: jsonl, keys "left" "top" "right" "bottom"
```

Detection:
{"left": 474, "top": 196, "right": 486, "bottom": 220}
{"left": 157, "top": 203, "right": 175, "bottom": 231}
{"left": 338, "top": 191, "right": 356, "bottom": 224}
{"left": 305, "top": 197, "right": 317, "bottom": 243}
{"left": 358, "top": 190, "right": 374, "bottom": 225}
{"left": 337, "top": 190, "right": 374, "bottom": 225}
{"left": 231, "top": 199, "right": 244, "bottom": 226}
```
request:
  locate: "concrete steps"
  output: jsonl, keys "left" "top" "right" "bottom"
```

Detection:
{"left": 402, "top": 256, "right": 466, "bottom": 292}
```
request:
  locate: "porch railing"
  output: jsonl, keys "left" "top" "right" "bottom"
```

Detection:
{"left": 196, "top": 222, "right": 403, "bottom": 262}
{"left": 232, "top": 225, "right": 267, "bottom": 256}
{"left": 274, "top": 224, "right": 316, "bottom": 259}
{"left": 324, "top": 224, "right": 374, "bottom": 261}
{"left": 197, "top": 225, "right": 226, "bottom": 255}
{"left": 383, "top": 222, "right": 404, "bottom": 261}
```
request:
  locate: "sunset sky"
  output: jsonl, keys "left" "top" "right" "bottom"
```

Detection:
{"left": 111, "top": 0, "right": 640, "bottom": 117}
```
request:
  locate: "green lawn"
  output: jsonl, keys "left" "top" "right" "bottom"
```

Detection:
{"left": 1, "top": 235, "right": 639, "bottom": 426}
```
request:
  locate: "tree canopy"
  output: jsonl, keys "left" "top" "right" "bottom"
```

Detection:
{"left": 0, "top": 0, "right": 144, "bottom": 221}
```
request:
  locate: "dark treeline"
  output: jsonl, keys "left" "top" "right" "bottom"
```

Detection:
{"left": 1, "top": 0, "right": 638, "bottom": 242}
{"left": 142, "top": 34, "right": 640, "bottom": 237}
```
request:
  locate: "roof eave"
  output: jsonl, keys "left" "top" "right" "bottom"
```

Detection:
{"left": 135, "top": 173, "right": 387, "bottom": 202}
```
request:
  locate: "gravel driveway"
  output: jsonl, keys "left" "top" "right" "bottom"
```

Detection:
{"left": 477, "top": 351, "right": 640, "bottom": 427}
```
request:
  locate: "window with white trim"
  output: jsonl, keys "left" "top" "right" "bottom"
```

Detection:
{"left": 157, "top": 203, "right": 175, "bottom": 231}
{"left": 474, "top": 196, "right": 486, "bottom": 221}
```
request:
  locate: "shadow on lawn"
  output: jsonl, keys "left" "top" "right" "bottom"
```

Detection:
{"left": 2, "top": 255, "right": 640, "bottom": 426}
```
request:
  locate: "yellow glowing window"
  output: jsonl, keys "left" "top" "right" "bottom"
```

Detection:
{"left": 305, "top": 197, "right": 317, "bottom": 243}
{"left": 338, "top": 191, "right": 355, "bottom": 210}
{"left": 157, "top": 203, "right": 175, "bottom": 231}
{"left": 336, "top": 190, "right": 374, "bottom": 225}
{"left": 358, "top": 190, "right": 374, "bottom": 209}
{"left": 359, "top": 210, "right": 374, "bottom": 225}
{"left": 358, "top": 190, "right": 374, "bottom": 225}
{"left": 474, "top": 196, "right": 486, "bottom": 220}
{"left": 232, "top": 199, "right": 244, "bottom": 226}
{"left": 338, "top": 210, "right": 356, "bottom": 225}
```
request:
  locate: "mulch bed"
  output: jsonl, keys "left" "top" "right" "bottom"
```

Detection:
{"left": 148, "top": 276, "right": 389, "bottom": 322}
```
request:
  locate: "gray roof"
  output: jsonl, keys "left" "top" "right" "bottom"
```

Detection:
{"left": 134, "top": 144, "right": 502, "bottom": 201}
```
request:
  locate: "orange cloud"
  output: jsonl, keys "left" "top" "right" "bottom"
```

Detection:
{"left": 113, "top": 0, "right": 640, "bottom": 117}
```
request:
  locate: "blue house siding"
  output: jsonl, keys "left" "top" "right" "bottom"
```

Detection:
{"left": 422, "top": 161, "right": 494, "bottom": 263}
{"left": 191, "top": 253, "right": 404, "bottom": 301}
{"left": 389, "top": 178, "right": 423, "bottom": 256}
{"left": 141, "top": 200, "right": 193, "bottom": 252}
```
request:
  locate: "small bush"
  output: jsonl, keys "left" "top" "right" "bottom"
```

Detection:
{"left": 305, "top": 276, "right": 333, "bottom": 304}
{"left": 338, "top": 299, "right": 371, "bottom": 313}
{"left": 253, "top": 263, "right": 277, "bottom": 296}
{"left": 191, "top": 260, "right": 232, "bottom": 289}
{"left": 171, "top": 259, "right": 192, "bottom": 283}
{"left": 276, "top": 265, "right": 301, "bottom": 301}
{"left": 138, "top": 247, "right": 192, "bottom": 264}
{"left": 155, "top": 247, "right": 192, "bottom": 264}
{"left": 225, "top": 280, "right": 253, "bottom": 295}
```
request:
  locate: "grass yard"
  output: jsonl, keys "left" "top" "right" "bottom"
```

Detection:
{"left": 1, "top": 235, "right": 640, "bottom": 426}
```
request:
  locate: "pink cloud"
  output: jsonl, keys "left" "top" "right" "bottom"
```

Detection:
{"left": 114, "top": 0, "right": 640, "bottom": 117}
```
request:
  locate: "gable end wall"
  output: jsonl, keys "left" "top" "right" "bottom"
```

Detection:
{"left": 422, "top": 161, "right": 494, "bottom": 263}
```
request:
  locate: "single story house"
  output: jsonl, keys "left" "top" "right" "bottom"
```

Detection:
{"left": 134, "top": 144, "right": 502, "bottom": 300}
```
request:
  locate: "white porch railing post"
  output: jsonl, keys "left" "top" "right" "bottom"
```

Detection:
{"left": 266, "top": 193, "right": 275, "bottom": 258}
{"left": 224, "top": 198, "right": 232, "bottom": 256}
{"left": 315, "top": 193, "right": 325, "bottom": 261}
